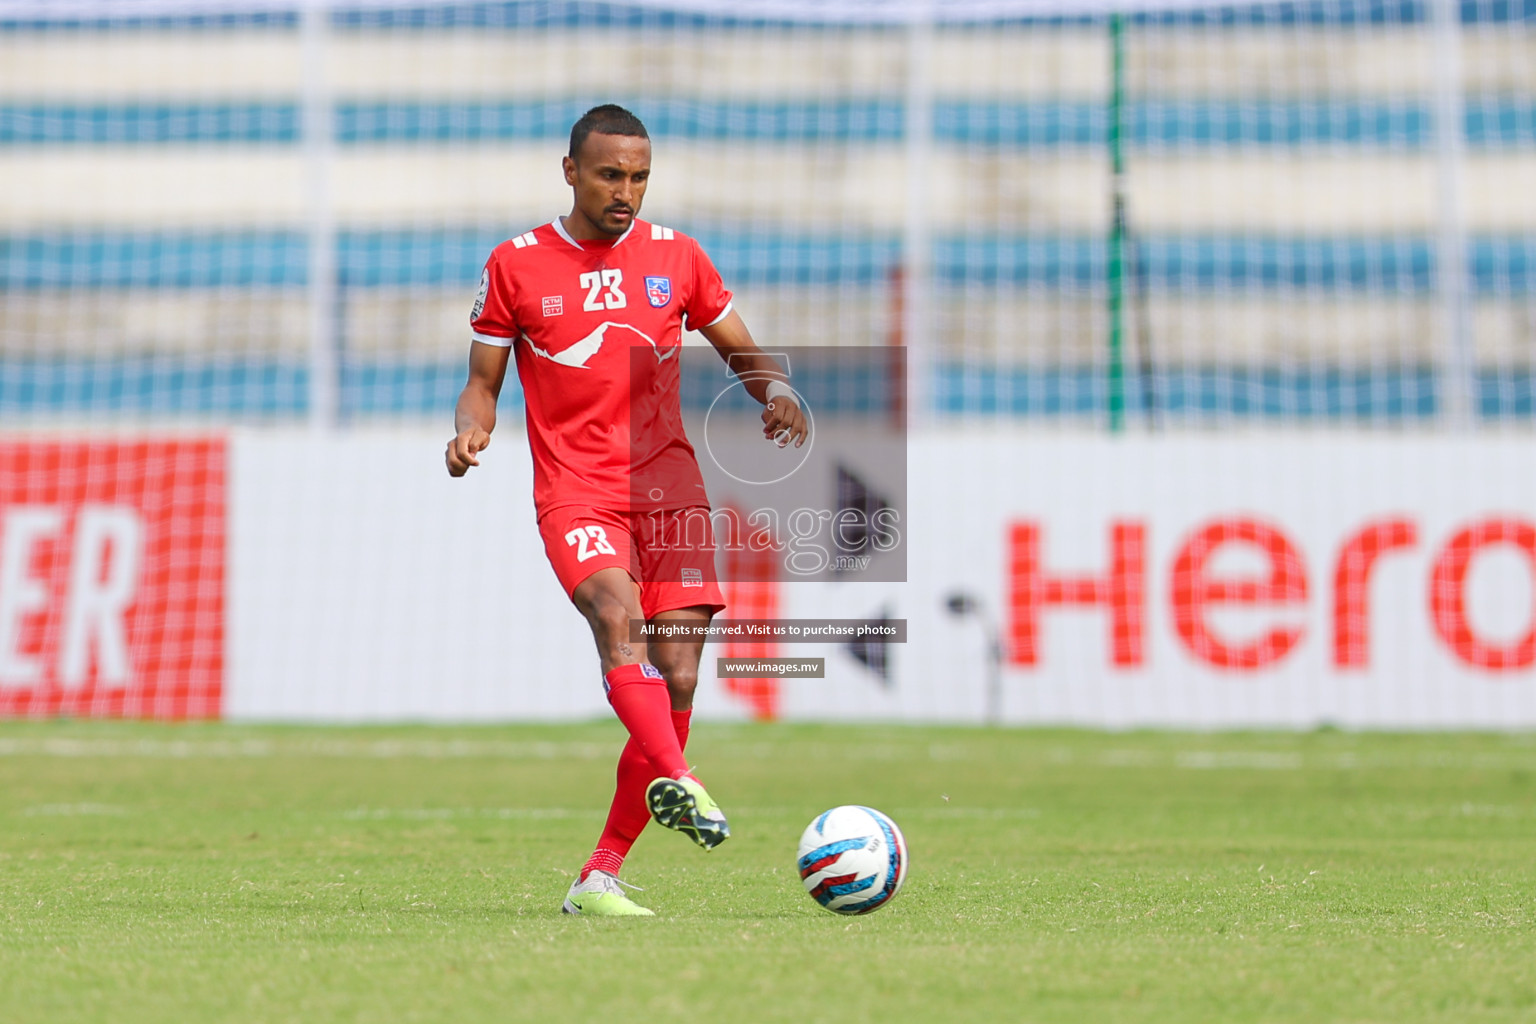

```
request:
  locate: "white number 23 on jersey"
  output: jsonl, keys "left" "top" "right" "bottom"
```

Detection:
{"left": 565, "top": 524, "right": 618, "bottom": 562}
{"left": 580, "top": 269, "right": 626, "bottom": 311}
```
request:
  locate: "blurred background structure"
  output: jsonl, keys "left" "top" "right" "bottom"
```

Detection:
{"left": 0, "top": 0, "right": 1533, "bottom": 726}
{"left": 3, "top": 0, "right": 1531, "bottom": 427}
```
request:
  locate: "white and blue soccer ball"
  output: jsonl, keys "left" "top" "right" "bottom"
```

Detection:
{"left": 796, "top": 805, "right": 908, "bottom": 915}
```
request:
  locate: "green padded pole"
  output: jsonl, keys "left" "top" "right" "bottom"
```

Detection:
{"left": 1107, "top": 11, "right": 1127, "bottom": 433}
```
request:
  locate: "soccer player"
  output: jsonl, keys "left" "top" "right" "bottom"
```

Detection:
{"left": 445, "top": 105, "right": 807, "bottom": 917}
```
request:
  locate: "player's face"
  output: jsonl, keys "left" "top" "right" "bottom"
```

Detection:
{"left": 563, "top": 133, "right": 651, "bottom": 238}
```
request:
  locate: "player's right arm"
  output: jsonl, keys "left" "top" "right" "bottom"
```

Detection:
{"left": 446, "top": 340, "right": 510, "bottom": 477}
{"left": 449, "top": 250, "right": 519, "bottom": 477}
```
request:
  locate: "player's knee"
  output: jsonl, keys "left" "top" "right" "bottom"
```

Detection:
{"left": 597, "top": 605, "right": 635, "bottom": 649}
{"left": 580, "top": 592, "right": 635, "bottom": 648}
{"left": 663, "top": 664, "right": 698, "bottom": 704}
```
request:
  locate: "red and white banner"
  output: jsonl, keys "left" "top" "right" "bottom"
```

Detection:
{"left": 0, "top": 439, "right": 225, "bottom": 718}
{"left": 6, "top": 430, "right": 1533, "bottom": 726}
{"left": 882, "top": 435, "right": 1536, "bottom": 728}
{"left": 224, "top": 431, "right": 1536, "bottom": 727}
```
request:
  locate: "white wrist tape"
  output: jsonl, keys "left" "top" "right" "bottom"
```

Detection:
{"left": 764, "top": 380, "right": 797, "bottom": 407}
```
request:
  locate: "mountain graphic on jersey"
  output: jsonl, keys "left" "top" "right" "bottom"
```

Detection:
{"left": 523, "top": 322, "right": 677, "bottom": 368}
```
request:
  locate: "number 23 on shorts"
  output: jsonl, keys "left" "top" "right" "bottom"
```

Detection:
{"left": 566, "top": 524, "right": 617, "bottom": 562}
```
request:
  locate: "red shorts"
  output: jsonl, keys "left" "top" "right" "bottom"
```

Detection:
{"left": 538, "top": 505, "right": 727, "bottom": 619}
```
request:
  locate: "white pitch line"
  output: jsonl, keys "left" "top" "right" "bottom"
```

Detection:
{"left": 0, "top": 738, "right": 613, "bottom": 759}
{"left": 1176, "top": 751, "right": 1306, "bottom": 770}
{"left": 22, "top": 803, "right": 129, "bottom": 816}
{"left": 340, "top": 806, "right": 601, "bottom": 820}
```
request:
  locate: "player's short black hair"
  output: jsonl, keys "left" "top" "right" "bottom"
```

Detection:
{"left": 569, "top": 104, "right": 650, "bottom": 161}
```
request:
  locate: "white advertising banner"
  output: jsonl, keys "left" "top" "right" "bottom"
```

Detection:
{"left": 227, "top": 430, "right": 605, "bottom": 721}
{"left": 815, "top": 433, "right": 1536, "bottom": 728}
{"left": 222, "top": 429, "right": 1536, "bottom": 727}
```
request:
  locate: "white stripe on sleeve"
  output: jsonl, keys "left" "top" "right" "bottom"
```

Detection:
{"left": 701, "top": 301, "right": 735, "bottom": 329}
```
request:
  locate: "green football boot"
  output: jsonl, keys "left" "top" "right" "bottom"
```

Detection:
{"left": 646, "top": 775, "right": 731, "bottom": 850}
{"left": 560, "top": 870, "right": 655, "bottom": 917}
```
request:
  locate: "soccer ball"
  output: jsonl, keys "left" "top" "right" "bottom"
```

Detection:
{"left": 796, "top": 805, "right": 907, "bottom": 915}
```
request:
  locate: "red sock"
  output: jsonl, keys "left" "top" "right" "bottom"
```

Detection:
{"left": 580, "top": 705, "right": 693, "bottom": 882}
{"left": 669, "top": 707, "right": 691, "bottom": 751}
{"left": 603, "top": 663, "right": 688, "bottom": 779}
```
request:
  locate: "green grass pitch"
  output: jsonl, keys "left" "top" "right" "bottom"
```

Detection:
{"left": 1, "top": 721, "right": 1533, "bottom": 1023}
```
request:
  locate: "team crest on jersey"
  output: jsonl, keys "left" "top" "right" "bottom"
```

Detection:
{"left": 645, "top": 276, "right": 672, "bottom": 308}
{"left": 542, "top": 295, "right": 564, "bottom": 317}
{"left": 472, "top": 267, "right": 489, "bottom": 321}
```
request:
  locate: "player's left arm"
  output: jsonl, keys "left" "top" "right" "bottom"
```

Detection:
{"left": 699, "top": 310, "right": 808, "bottom": 448}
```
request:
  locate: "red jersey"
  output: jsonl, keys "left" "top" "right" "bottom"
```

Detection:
{"left": 469, "top": 217, "right": 734, "bottom": 518}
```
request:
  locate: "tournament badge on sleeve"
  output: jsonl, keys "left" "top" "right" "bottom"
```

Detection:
{"left": 645, "top": 276, "right": 672, "bottom": 308}
{"left": 472, "top": 266, "right": 489, "bottom": 320}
